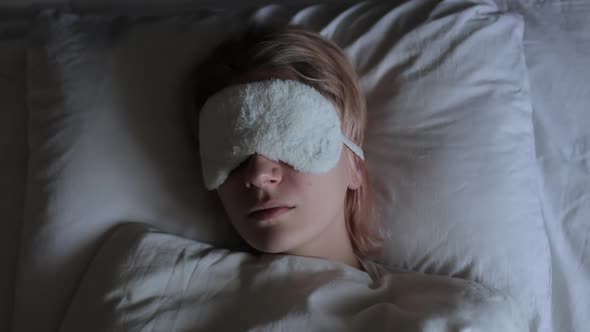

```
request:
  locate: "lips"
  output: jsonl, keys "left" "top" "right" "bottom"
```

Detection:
{"left": 248, "top": 206, "right": 295, "bottom": 220}
{"left": 248, "top": 201, "right": 295, "bottom": 215}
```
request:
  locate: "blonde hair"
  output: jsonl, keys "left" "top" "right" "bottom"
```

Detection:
{"left": 193, "top": 25, "right": 383, "bottom": 259}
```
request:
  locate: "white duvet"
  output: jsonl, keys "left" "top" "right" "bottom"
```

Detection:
{"left": 59, "top": 223, "right": 528, "bottom": 332}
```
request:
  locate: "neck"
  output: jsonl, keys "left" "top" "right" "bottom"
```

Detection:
{"left": 285, "top": 212, "right": 363, "bottom": 271}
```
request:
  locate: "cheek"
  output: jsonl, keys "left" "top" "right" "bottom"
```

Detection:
{"left": 217, "top": 180, "right": 240, "bottom": 211}
{"left": 299, "top": 172, "right": 349, "bottom": 212}
{"left": 292, "top": 175, "right": 330, "bottom": 210}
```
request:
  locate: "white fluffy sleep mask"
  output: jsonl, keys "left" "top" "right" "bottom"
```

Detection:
{"left": 198, "top": 78, "right": 365, "bottom": 190}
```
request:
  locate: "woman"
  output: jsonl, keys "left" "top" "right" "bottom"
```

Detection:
{"left": 192, "top": 24, "right": 528, "bottom": 331}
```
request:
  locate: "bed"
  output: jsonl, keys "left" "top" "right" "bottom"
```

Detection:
{"left": 1, "top": 0, "right": 588, "bottom": 331}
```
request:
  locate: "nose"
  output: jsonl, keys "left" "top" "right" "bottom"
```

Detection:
{"left": 243, "top": 153, "right": 283, "bottom": 188}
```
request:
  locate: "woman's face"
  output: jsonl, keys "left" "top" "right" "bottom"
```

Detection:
{"left": 216, "top": 149, "right": 360, "bottom": 254}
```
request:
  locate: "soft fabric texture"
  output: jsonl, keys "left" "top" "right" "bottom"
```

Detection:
{"left": 199, "top": 79, "right": 364, "bottom": 190}
{"left": 17, "top": 10, "right": 248, "bottom": 332}
{"left": 502, "top": 1, "right": 590, "bottom": 331}
{"left": 350, "top": 2, "right": 551, "bottom": 331}
{"left": 17, "top": 1, "right": 551, "bottom": 331}
{"left": 59, "top": 222, "right": 529, "bottom": 332}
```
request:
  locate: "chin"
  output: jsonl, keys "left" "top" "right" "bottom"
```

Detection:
{"left": 248, "top": 239, "right": 294, "bottom": 255}
{"left": 237, "top": 228, "right": 291, "bottom": 254}
{"left": 251, "top": 244, "right": 286, "bottom": 255}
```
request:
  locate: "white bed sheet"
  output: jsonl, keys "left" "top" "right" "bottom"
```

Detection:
{"left": 0, "top": 19, "right": 28, "bottom": 332}
{"left": 496, "top": 0, "right": 590, "bottom": 331}
{"left": 58, "top": 222, "right": 529, "bottom": 332}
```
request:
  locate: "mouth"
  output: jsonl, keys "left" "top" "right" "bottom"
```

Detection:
{"left": 248, "top": 206, "right": 295, "bottom": 220}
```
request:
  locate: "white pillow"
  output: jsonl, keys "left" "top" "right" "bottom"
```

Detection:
{"left": 346, "top": 2, "right": 551, "bottom": 331}
{"left": 16, "top": 1, "right": 550, "bottom": 332}
{"left": 17, "top": 10, "right": 248, "bottom": 332}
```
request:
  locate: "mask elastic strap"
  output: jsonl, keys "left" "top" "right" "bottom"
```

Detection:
{"left": 341, "top": 135, "right": 365, "bottom": 160}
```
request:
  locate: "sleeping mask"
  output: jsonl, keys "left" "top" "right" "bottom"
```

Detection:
{"left": 198, "top": 78, "right": 365, "bottom": 190}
